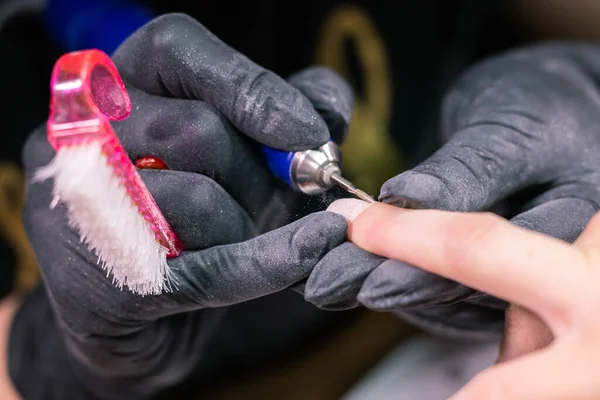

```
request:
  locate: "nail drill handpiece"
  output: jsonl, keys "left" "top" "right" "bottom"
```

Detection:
{"left": 261, "top": 141, "right": 376, "bottom": 203}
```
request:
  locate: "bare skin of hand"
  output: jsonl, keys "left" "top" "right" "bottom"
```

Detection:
{"left": 0, "top": 295, "right": 21, "bottom": 400}
{"left": 329, "top": 199, "right": 600, "bottom": 399}
{"left": 498, "top": 305, "right": 553, "bottom": 363}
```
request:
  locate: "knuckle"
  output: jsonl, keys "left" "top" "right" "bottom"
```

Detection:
{"left": 441, "top": 212, "right": 503, "bottom": 269}
{"left": 183, "top": 175, "right": 216, "bottom": 202}
{"left": 134, "top": 102, "right": 233, "bottom": 173}
{"left": 185, "top": 103, "right": 226, "bottom": 143}
{"left": 145, "top": 13, "right": 197, "bottom": 51}
{"left": 242, "top": 69, "right": 273, "bottom": 104}
{"left": 179, "top": 108, "right": 233, "bottom": 173}
{"left": 147, "top": 170, "right": 215, "bottom": 207}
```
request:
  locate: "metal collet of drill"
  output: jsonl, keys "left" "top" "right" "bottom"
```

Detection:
{"left": 285, "top": 142, "right": 376, "bottom": 203}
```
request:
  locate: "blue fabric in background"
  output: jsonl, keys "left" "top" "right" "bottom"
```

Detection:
{"left": 44, "top": 0, "right": 154, "bottom": 54}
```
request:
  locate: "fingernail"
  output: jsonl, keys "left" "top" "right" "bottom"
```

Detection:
{"left": 327, "top": 198, "right": 372, "bottom": 222}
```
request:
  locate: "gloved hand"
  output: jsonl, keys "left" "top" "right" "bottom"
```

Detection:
{"left": 11, "top": 13, "right": 353, "bottom": 400}
{"left": 303, "top": 42, "right": 600, "bottom": 338}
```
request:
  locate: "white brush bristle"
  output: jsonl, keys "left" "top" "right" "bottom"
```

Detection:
{"left": 34, "top": 143, "right": 174, "bottom": 296}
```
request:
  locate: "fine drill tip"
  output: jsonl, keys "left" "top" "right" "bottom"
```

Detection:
{"left": 330, "top": 174, "right": 377, "bottom": 203}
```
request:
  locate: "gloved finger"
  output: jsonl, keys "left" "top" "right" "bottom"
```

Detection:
{"left": 288, "top": 66, "right": 354, "bottom": 145}
{"left": 378, "top": 122, "right": 543, "bottom": 211}
{"left": 166, "top": 211, "right": 347, "bottom": 309}
{"left": 356, "top": 259, "right": 477, "bottom": 310}
{"left": 510, "top": 196, "right": 598, "bottom": 244}
{"left": 116, "top": 87, "right": 273, "bottom": 215}
{"left": 112, "top": 13, "right": 330, "bottom": 151}
{"left": 391, "top": 302, "right": 506, "bottom": 340}
{"left": 303, "top": 242, "right": 386, "bottom": 310}
{"left": 379, "top": 57, "right": 578, "bottom": 211}
{"left": 139, "top": 169, "right": 257, "bottom": 250}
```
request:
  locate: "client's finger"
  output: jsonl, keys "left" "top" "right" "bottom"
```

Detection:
{"left": 327, "top": 199, "right": 586, "bottom": 330}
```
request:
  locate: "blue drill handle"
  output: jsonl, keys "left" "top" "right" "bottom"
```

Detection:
{"left": 260, "top": 139, "right": 338, "bottom": 191}
{"left": 260, "top": 145, "right": 296, "bottom": 187}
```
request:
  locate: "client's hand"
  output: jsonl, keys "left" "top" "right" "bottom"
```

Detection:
{"left": 329, "top": 199, "right": 600, "bottom": 400}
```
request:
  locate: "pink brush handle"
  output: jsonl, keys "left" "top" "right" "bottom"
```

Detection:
{"left": 48, "top": 49, "right": 182, "bottom": 258}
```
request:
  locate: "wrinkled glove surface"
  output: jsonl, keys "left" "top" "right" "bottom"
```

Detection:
{"left": 12, "top": 13, "right": 353, "bottom": 400}
{"left": 304, "top": 42, "right": 600, "bottom": 338}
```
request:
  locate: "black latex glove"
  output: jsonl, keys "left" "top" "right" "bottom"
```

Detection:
{"left": 11, "top": 13, "right": 353, "bottom": 400}
{"left": 303, "top": 42, "right": 600, "bottom": 338}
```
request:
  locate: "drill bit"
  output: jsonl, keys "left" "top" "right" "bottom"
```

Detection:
{"left": 330, "top": 173, "right": 376, "bottom": 203}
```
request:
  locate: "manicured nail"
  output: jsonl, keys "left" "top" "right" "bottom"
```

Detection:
{"left": 327, "top": 198, "right": 372, "bottom": 222}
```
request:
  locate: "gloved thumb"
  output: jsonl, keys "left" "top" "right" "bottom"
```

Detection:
{"left": 165, "top": 211, "right": 348, "bottom": 310}
{"left": 140, "top": 169, "right": 258, "bottom": 250}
